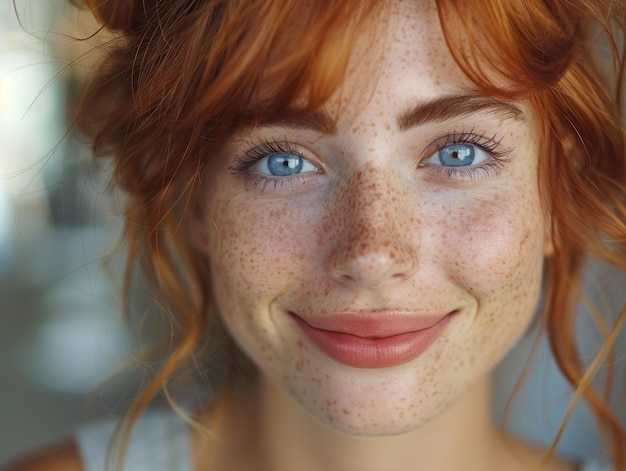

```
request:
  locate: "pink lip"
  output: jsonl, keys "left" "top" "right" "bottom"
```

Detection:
{"left": 291, "top": 311, "right": 454, "bottom": 369}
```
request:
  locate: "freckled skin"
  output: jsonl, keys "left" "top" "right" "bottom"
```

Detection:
{"left": 199, "top": 1, "right": 546, "bottom": 439}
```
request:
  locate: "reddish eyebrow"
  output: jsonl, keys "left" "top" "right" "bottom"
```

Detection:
{"left": 397, "top": 94, "right": 525, "bottom": 130}
{"left": 262, "top": 111, "right": 338, "bottom": 135}
{"left": 258, "top": 94, "right": 523, "bottom": 135}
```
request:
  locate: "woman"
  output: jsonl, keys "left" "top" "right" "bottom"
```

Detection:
{"left": 6, "top": 0, "right": 625, "bottom": 470}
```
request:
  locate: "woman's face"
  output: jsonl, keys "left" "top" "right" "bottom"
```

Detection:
{"left": 198, "top": 1, "right": 548, "bottom": 434}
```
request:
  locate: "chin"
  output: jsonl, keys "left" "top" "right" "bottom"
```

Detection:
{"left": 293, "top": 389, "right": 457, "bottom": 438}
{"left": 272, "top": 364, "right": 470, "bottom": 438}
{"left": 315, "top": 413, "right": 434, "bottom": 437}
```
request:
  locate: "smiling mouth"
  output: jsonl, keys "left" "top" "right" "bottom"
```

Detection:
{"left": 290, "top": 311, "right": 455, "bottom": 369}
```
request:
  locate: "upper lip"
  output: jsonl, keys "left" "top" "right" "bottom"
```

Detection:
{"left": 290, "top": 310, "right": 454, "bottom": 338}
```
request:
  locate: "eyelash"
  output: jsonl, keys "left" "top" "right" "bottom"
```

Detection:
{"left": 229, "top": 138, "right": 312, "bottom": 190}
{"left": 432, "top": 128, "right": 512, "bottom": 159}
{"left": 229, "top": 130, "right": 514, "bottom": 189}
{"left": 230, "top": 138, "right": 304, "bottom": 171}
{"left": 424, "top": 128, "right": 514, "bottom": 181}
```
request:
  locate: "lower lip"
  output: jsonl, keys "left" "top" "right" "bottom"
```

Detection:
{"left": 292, "top": 314, "right": 453, "bottom": 369}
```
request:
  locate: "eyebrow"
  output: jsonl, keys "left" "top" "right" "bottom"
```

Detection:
{"left": 397, "top": 94, "right": 525, "bottom": 131}
{"left": 262, "top": 111, "right": 339, "bottom": 135}
{"left": 259, "top": 93, "right": 524, "bottom": 136}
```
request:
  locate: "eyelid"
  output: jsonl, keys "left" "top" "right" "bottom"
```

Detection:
{"left": 417, "top": 129, "right": 515, "bottom": 182}
{"left": 229, "top": 138, "right": 313, "bottom": 173}
{"left": 420, "top": 129, "right": 514, "bottom": 162}
{"left": 228, "top": 138, "right": 324, "bottom": 192}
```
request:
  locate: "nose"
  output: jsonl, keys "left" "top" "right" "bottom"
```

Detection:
{"left": 324, "top": 173, "right": 419, "bottom": 288}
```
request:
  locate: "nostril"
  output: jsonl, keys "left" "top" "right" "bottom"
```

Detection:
{"left": 338, "top": 273, "right": 354, "bottom": 283}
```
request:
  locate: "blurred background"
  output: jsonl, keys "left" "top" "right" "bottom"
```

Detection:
{"left": 1, "top": 0, "right": 132, "bottom": 465}
{"left": 0, "top": 0, "right": 625, "bottom": 468}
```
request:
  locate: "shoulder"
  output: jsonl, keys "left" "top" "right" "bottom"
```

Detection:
{"left": 4, "top": 409, "right": 191, "bottom": 471}
{"left": 3, "top": 441, "right": 82, "bottom": 471}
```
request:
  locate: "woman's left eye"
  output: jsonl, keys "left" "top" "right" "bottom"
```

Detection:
{"left": 422, "top": 144, "right": 489, "bottom": 168}
{"left": 253, "top": 153, "right": 319, "bottom": 176}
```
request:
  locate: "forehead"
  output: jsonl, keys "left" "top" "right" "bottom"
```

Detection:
{"left": 381, "top": 0, "right": 456, "bottom": 72}
{"left": 312, "top": 1, "right": 477, "bottom": 126}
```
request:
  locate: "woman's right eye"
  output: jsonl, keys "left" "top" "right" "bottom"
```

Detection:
{"left": 252, "top": 153, "right": 320, "bottom": 177}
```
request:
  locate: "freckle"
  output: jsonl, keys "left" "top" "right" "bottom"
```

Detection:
{"left": 342, "top": 409, "right": 351, "bottom": 415}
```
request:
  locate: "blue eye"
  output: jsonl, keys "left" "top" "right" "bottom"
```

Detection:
{"left": 423, "top": 144, "right": 489, "bottom": 168}
{"left": 253, "top": 153, "right": 319, "bottom": 176}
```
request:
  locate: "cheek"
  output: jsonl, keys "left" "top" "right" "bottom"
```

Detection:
{"left": 437, "top": 189, "right": 545, "bottom": 294}
{"left": 436, "top": 190, "right": 545, "bottom": 361}
{"left": 207, "top": 193, "right": 318, "bottom": 303}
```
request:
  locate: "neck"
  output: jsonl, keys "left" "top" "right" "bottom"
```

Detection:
{"left": 253, "top": 375, "right": 501, "bottom": 471}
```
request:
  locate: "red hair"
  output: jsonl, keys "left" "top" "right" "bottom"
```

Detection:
{"left": 76, "top": 0, "right": 626, "bottom": 469}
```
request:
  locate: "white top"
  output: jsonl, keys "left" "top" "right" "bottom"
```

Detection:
{"left": 75, "top": 410, "right": 611, "bottom": 471}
